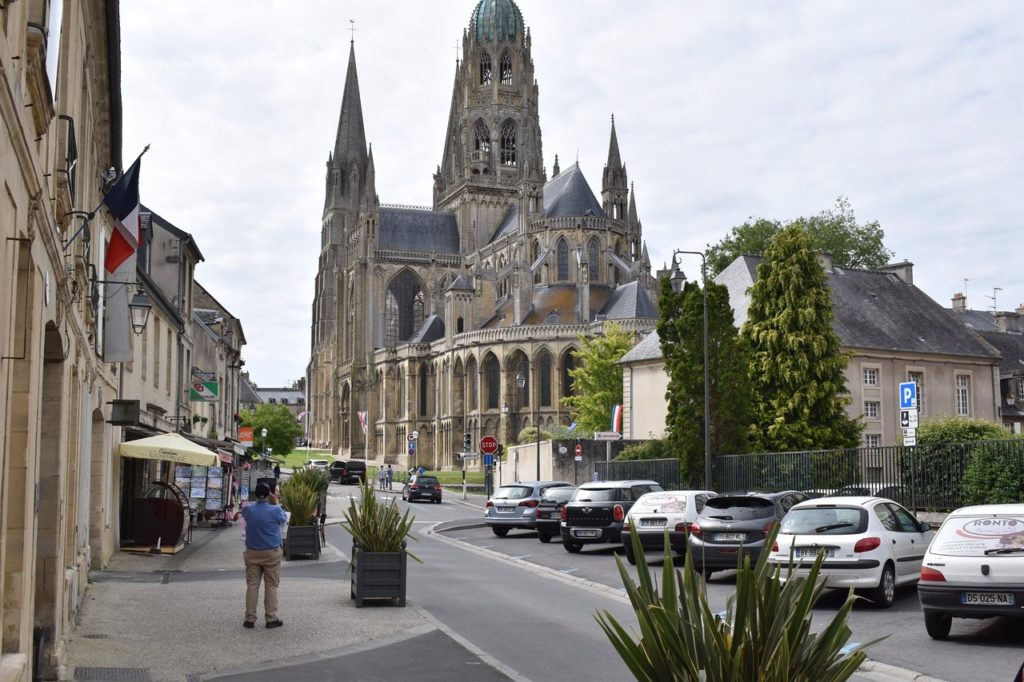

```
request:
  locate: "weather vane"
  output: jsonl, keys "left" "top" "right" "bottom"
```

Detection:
{"left": 348, "top": 19, "right": 357, "bottom": 44}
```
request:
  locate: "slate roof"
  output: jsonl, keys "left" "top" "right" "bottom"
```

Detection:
{"left": 543, "top": 163, "right": 604, "bottom": 219}
{"left": 602, "top": 281, "right": 658, "bottom": 320}
{"left": 239, "top": 378, "right": 261, "bottom": 405}
{"left": 953, "top": 309, "right": 999, "bottom": 332}
{"left": 409, "top": 314, "right": 445, "bottom": 343}
{"left": 619, "top": 331, "right": 664, "bottom": 363}
{"left": 974, "top": 330, "right": 1024, "bottom": 376}
{"left": 718, "top": 256, "right": 999, "bottom": 359}
{"left": 378, "top": 207, "right": 460, "bottom": 254}
{"left": 445, "top": 274, "right": 475, "bottom": 291}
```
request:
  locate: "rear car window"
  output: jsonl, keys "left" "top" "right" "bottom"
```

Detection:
{"left": 632, "top": 493, "right": 687, "bottom": 514}
{"left": 494, "top": 486, "right": 532, "bottom": 500}
{"left": 929, "top": 514, "right": 1024, "bottom": 557}
{"left": 573, "top": 488, "right": 619, "bottom": 502}
{"left": 701, "top": 496, "right": 774, "bottom": 520}
{"left": 542, "top": 488, "right": 575, "bottom": 503}
{"left": 415, "top": 477, "right": 439, "bottom": 485}
{"left": 780, "top": 507, "right": 867, "bottom": 535}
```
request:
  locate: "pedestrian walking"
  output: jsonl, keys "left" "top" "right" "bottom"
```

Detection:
{"left": 386, "top": 464, "right": 393, "bottom": 491}
{"left": 272, "top": 463, "right": 281, "bottom": 479}
{"left": 239, "top": 483, "right": 287, "bottom": 629}
{"left": 378, "top": 466, "right": 386, "bottom": 491}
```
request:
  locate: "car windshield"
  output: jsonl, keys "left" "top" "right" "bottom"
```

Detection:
{"left": 493, "top": 486, "right": 532, "bottom": 500}
{"left": 929, "top": 514, "right": 1024, "bottom": 556}
{"left": 573, "top": 488, "right": 618, "bottom": 502}
{"left": 701, "top": 497, "right": 774, "bottom": 520}
{"left": 632, "top": 493, "right": 686, "bottom": 514}
{"left": 781, "top": 507, "right": 867, "bottom": 535}
{"left": 541, "top": 488, "right": 575, "bottom": 503}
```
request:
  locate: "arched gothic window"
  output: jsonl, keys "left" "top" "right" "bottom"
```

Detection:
{"left": 613, "top": 241, "right": 622, "bottom": 285}
{"left": 467, "top": 357, "right": 479, "bottom": 411}
{"left": 500, "top": 52, "right": 513, "bottom": 85}
{"left": 500, "top": 122, "right": 516, "bottom": 166}
{"left": 483, "top": 355, "right": 500, "bottom": 409}
{"left": 418, "top": 362, "right": 429, "bottom": 417}
{"left": 562, "top": 351, "right": 577, "bottom": 399}
{"left": 557, "top": 238, "right": 569, "bottom": 281}
{"left": 384, "top": 270, "right": 425, "bottom": 347}
{"left": 539, "top": 351, "right": 553, "bottom": 406}
{"left": 532, "top": 240, "right": 541, "bottom": 284}
{"left": 516, "top": 355, "right": 530, "bottom": 408}
{"left": 475, "top": 122, "right": 490, "bottom": 154}
{"left": 588, "top": 238, "right": 600, "bottom": 282}
{"left": 480, "top": 51, "right": 492, "bottom": 85}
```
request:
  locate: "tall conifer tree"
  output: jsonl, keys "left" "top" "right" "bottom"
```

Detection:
{"left": 743, "top": 225, "right": 862, "bottom": 451}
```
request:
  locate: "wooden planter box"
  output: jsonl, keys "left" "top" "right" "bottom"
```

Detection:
{"left": 350, "top": 542, "right": 407, "bottom": 607}
{"left": 284, "top": 524, "right": 320, "bottom": 560}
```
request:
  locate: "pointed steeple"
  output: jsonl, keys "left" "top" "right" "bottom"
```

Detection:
{"left": 628, "top": 182, "right": 639, "bottom": 230}
{"left": 602, "top": 115, "right": 628, "bottom": 219}
{"left": 334, "top": 41, "right": 369, "bottom": 179}
{"left": 362, "top": 144, "right": 377, "bottom": 210}
{"left": 552, "top": 154, "right": 560, "bottom": 178}
{"left": 605, "top": 114, "right": 622, "bottom": 175}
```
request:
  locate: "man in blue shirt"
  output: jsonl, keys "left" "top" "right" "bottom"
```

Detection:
{"left": 240, "top": 483, "right": 288, "bottom": 629}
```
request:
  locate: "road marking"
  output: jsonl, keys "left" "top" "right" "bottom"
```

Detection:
{"left": 512, "top": 555, "right": 533, "bottom": 560}
{"left": 559, "top": 568, "right": 579, "bottom": 574}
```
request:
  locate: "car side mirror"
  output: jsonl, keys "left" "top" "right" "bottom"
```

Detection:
{"left": 919, "top": 522, "right": 931, "bottom": 532}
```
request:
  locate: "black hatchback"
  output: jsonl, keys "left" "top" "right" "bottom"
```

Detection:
{"left": 560, "top": 480, "right": 663, "bottom": 553}
{"left": 402, "top": 475, "right": 442, "bottom": 504}
{"left": 534, "top": 486, "right": 576, "bottom": 543}
{"left": 689, "top": 490, "right": 808, "bottom": 578}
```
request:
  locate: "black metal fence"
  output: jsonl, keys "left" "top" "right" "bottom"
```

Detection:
{"left": 597, "top": 439, "right": 1024, "bottom": 511}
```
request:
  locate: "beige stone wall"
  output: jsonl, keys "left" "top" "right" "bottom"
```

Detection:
{"left": 623, "top": 361, "right": 669, "bottom": 440}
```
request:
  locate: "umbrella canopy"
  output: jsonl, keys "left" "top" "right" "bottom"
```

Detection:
{"left": 120, "top": 432, "right": 218, "bottom": 467}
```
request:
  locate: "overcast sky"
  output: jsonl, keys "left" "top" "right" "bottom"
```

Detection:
{"left": 119, "top": 1, "right": 1024, "bottom": 388}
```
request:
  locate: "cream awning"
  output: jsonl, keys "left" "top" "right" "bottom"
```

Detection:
{"left": 119, "top": 432, "right": 218, "bottom": 467}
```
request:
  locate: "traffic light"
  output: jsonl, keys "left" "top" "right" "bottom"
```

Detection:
{"left": 463, "top": 432, "right": 472, "bottom": 451}
{"left": 496, "top": 443, "right": 504, "bottom": 461}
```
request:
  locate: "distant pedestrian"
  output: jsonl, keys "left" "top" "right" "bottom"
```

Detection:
{"left": 378, "top": 466, "right": 386, "bottom": 491}
{"left": 272, "top": 463, "right": 281, "bottom": 479}
{"left": 386, "top": 464, "right": 393, "bottom": 491}
{"left": 417, "top": 465, "right": 425, "bottom": 477}
{"left": 239, "top": 483, "right": 287, "bottom": 630}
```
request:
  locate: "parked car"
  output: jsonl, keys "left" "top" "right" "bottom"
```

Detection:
{"left": 402, "top": 474, "right": 442, "bottom": 504}
{"left": 484, "top": 481, "right": 572, "bottom": 537}
{"left": 308, "top": 459, "right": 330, "bottom": 471}
{"left": 834, "top": 483, "right": 908, "bottom": 504}
{"left": 560, "top": 480, "right": 663, "bottom": 553}
{"left": 689, "top": 490, "right": 808, "bottom": 578}
{"left": 918, "top": 503, "right": 1024, "bottom": 639}
{"left": 328, "top": 461, "right": 347, "bottom": 483}
{"left": 620, "top": 490, "right": 717, "bottom": 565}
{"left": 534, "top": 486, "right": 577, "bottom": 543}
{"left": 768, "top": 496, "right": 933, "bottom": 607}
{"left": 334, "top": 460, "right": 366, "bottom": 484}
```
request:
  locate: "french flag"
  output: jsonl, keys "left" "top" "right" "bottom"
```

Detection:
{"left": 611, "top": 404, "right": 623, "bottom": 433}
{"left": 103, "top": 156, "right": 142, "bottom": 273}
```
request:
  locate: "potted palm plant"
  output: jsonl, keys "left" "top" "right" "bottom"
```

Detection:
{"left": 279, "top": 468, "right": 328, "bottom": 560}
{"left": 341, "top": 479, "right": 420, "bottom": 607}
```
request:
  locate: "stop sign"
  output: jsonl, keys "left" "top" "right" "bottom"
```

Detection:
{"left": 480, "top": 436, "right": 499, "bottom": 455}
{"left": 575, "top": 444, "right": 583, "bottom": 456}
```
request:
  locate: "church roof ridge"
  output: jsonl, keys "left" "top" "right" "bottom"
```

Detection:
{"left": 379, "top": 202, "right": 446, "bottom": 213}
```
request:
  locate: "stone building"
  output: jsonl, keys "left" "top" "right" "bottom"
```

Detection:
{"left": 308, "top": 0, "right": 658, "bottom": 468}
{"left": 1, "top": 2, "right": 122, "bottom": 678}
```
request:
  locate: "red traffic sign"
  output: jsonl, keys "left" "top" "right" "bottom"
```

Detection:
{"left": 575, "top": 444, "right": 583, "bottom": 456}
{"left": 479, "top": 436, "right": 499, "bottom": 455}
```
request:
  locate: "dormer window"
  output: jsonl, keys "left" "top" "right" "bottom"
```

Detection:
{"left": 500, "top": 52, "right": 513, "bottom": 85}
{"left": 480, "top": 51, "right": 492, "bottom": 85}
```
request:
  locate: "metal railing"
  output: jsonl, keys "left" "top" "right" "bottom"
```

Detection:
{"left": 599, "top": 439, "right": 1024, "bottom": 511}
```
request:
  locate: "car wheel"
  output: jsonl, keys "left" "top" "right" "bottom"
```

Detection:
{"left": 401, "top": 492, "right": 407, "bottom": 501}
{"left": 563, "top": 540, "right": 583, "bottom": 553}
{"left": 867, "top": 563, "right": 896, "bottom": 608}
{"left": 624, "top": 544, "right": 636, "bottom": 565}
{"left": 924, "top": 611, "right": 952, "bottom": 640}
{"left": 492, "top": 527, "right": 509, "bottom": 537}
{"left": 537, "top": 532, "right": 551, "bottom": 543}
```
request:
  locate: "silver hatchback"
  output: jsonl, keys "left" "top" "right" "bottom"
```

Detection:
{"left": 484, "top": 481, "right": 572, "bottom": 536}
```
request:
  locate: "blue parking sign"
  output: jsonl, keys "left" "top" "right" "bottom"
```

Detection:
{"left": 899, "top": 381, "right": 917, "bottom": 410}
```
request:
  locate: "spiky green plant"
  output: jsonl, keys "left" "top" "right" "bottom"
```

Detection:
{"left": 287, "top": 466, "right": 329, "bottom": 495}
{"left": 595, "top": 531, "right": 883, "bottom": 681}
{"left": 341, "top": 480, "right": 421, "bottom": 563}
{"left": 278, "top": 476, "right": 319, "bottom": 526}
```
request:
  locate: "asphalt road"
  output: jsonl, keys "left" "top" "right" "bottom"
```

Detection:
{"left": 441, "top": 519, "right": 1024, "bottom": 682}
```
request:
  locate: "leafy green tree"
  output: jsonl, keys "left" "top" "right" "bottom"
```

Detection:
{"left": 917, "top": 416, "right": 1014, "bottom": 443}
{"left": 744, "top": 225, "right": 862, "bottom": 451}
{"left": 616, "top": 438, "right": 675, "bottom": 461}
{"left": 658, "top": 276, "right": 752, "bottom": 483}
{"left": 240, "top": 404, "right": 304, "bottom": 456}
{"left": 706, "top": 197, "right": 893, "bottom": 277}
{"left": 562, "top": 323, "right": 636, "bottom": 433}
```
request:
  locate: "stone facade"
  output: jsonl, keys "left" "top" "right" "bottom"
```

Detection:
{"left": 308, "top": 0, "right": 659, "bottom": 469}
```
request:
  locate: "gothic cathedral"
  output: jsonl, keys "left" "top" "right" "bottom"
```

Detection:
{"left": 308, "top": 0, "right": 657, "bottom": 469}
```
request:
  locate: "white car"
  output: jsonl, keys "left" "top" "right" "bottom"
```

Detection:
{"left": 620, "top": 490, "right": 717, "bottom": 565}
{"left": 308, "top": 459, "right": 329, "bottom": 471}
{"left": 768, "top": 496, "right": 934, "bottom": 607}
{"left": 917, "top": 503, "right": 1024, "bottom": 640}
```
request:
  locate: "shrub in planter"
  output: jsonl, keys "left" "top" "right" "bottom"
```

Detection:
{"left": 596, "top": 531, "right": 882, "bottom": 682}
{"left": 341, "top": 480, "right": 420, "bottom": 561}
{"left": 279, "top": 476, "right": 318, "bottom": 526}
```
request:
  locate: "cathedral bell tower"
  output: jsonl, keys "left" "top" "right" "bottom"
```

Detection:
{"left": 433, "top": 0, "right": 545, "bottom": 253}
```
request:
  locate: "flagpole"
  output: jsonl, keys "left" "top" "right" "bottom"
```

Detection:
{"left": 64, "top": 145, "right": 151, "bottom": 251}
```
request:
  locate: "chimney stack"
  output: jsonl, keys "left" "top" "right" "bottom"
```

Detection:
{"left": 881, "top": 260, "right": 914, "bottom": 284}
{"left": 951, "top": 292, "right": 967, "bottom": 312}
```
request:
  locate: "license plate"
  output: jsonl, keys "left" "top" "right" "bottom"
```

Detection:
{"left": 497, "top": 506, "right": 515, "bottom": 512}
{"left": 795, "top": 547, "right": 835, "bottom": 558}
{"left": 640, "top": 518, "right": 667, "bottom": 527}
{"left": 574, "top": 528, "right": 599, "bottom": 538}
{"left": 715, "top": 533, "right": 745, "bottom": 542}
{"left": 960, "top": 592, "right": 1015, "bottom": 606}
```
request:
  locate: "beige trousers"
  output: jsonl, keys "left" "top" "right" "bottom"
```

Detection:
{"left": 244, "top": 546, "right": 282, "bottom": 622}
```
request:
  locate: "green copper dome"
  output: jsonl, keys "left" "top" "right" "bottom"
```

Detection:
{"left": 471, "top": 0, "right": 523, "bottom": 43}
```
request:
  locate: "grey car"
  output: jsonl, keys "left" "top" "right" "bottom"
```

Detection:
{"left": 484, "top": 481, "right": 572, "bottom": 536}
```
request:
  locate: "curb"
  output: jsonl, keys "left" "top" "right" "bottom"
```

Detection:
{"left": 856, "top": 660, "right": 950, "bottom": 682}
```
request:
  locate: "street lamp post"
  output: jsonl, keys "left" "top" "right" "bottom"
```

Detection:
{"left": 261, "top": 427, "right": 268, "bottom": 459}
{"left": 516, "top": 369, "right": 540, "bottom": 482}
{"left": 670, "top": 250, "right": 712, "bottom": 489}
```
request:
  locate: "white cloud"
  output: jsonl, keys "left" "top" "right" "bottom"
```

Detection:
{"left": 119, "top": 1, "right": 1024, "bottom": 385}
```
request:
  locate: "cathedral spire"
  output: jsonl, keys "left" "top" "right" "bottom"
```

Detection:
{"left": 605, "top": 114, "right": 622, "bottom": 176}
{"left": 333, "top": 41, "right": 369, "bottom": 178}
{"left": 602, "top": 115, "right": 628, "bottom": 219}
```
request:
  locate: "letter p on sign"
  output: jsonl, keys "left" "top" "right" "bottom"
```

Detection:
{"left": 899, "top": 381, "right": 917, "bottom": 410}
